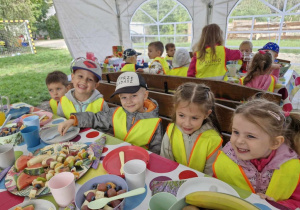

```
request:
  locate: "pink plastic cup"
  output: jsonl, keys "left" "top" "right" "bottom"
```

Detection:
{"left": 48, "top": 172, "right": 76, "bottom": 207}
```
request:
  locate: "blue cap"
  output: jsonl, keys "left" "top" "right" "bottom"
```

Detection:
{"left": 259, "top": 42, "right": 279, "bottom": 53}
{"left": 123, "top": 49, "right": 142, "bottom": 59}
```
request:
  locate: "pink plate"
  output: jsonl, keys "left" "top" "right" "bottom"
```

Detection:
{"left": 21, "top": 111, "right": 53, "bottom": 126}
{"left": 103, "top": 145, "right": 149, "bottom": 177}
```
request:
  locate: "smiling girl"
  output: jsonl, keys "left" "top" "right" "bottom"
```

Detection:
{"left": 160, "top": 82, "right": 222, "bottom": 175}
{"left": 213, "top": 99, "right": 300, "bottom": 209}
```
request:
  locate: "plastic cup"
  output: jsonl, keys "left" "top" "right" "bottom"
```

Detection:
{"left": 0, "top": 144, "right": 15, "bottom": 168}
{"left": 228, "top": 66, "right": 237, "bottom": 77}
{"left": 48, "top": 172, "right": 76, "bottom": 207}
{"left": 23, "top": 115, "right": 40, "bottom": 130}
{"left": 123, "top": 159, "right": 146, "bottom": 190}
{"left": 149, "top": 192, "right": 177, "bottom": 210}
{"left": 20, "top": 126, "right": 40, "bottom": 148}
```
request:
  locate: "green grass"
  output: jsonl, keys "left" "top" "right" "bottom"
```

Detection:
{"left": 0, "top": 47, "right": 72, "bottom": 106}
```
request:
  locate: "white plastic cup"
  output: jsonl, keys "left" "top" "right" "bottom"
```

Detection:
{"left": 0, "top": 144, "right": 15, "bottom": 168}
{"left": 228, "top": 66, "right": 237, "bottom": 77}
{"left": 123, "top": 159, "right": 146, "bottom": 190}
{"left": 48, "top": 172, "right": 76, "bottom": 207}
{"left": 149, "top": 192, "right": 177, "bottom": 210}
{"left": 23, "top": 115, "right": 40, "bottom": 130}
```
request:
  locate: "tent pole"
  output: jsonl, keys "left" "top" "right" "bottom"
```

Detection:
{"left": 115, "top": 0, "right": 123, "bottom": 46}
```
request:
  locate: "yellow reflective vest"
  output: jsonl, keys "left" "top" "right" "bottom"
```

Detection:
{"left": 165, "top": 55, "right": 173, "bottom": 61}
{"left": 150, "top": 57, "right": 170, "bottom": 75}
{"left": 213, "top": 151, "right": 300, "bottom": 201}
{"left": 60, "top": 96, "right": 105, "bottom": 119}
{"left": 112, "top": 107, "right": 161, "bottom": 149}
{"left": 49, "top": 99, "right": 58, "bottom": 115}
{"left": 239, "top": 75, "right": 276, "bottom": 92}
{"left": 168, "top": 66, "right": 188, "bottom": 77}
{"left": 195, "top": 46, "right": 227, "bottom": 80}
{"left": 166, "top": 123, "right": 222, "bottom": 172}
{"left": 121, "top": 63, "right": 136, "bottom": 72}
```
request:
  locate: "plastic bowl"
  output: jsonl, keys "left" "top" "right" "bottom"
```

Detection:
{"left": 0, "top": 123, "right": 22, "bottom": 145}
{"left": 21, "top": 111, "right": 53, "bottom": 126}
{"left": 75, "top": 174, "right": 128, "bottom": 210}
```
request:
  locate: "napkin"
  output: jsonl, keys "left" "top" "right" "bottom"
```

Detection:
{"left": 0, "top": 166, "right": 11, "bottom": 181}
{"left": 90, "top": 135, "right": 106, "bottom": 169}
{"left": 44, "top": 127, "right": 75, "bottom": 141}
{"left": 150, "top": 180, "right": 187, "bottom": 196}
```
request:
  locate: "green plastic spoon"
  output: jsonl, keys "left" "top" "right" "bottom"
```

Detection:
{"left": 88, "top": 187, "right": 146, "bottom": 209}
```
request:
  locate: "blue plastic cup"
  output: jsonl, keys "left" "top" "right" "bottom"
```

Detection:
{"left": 21, "top": 126, "right": 40, "bottom": 148}
{"left": 23, "top": 115, "right": 40, "bottom": 130}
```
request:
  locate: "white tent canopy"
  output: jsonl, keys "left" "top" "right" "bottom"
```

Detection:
{"left": 53, "top": 0, "right": 239, "bottom": 60}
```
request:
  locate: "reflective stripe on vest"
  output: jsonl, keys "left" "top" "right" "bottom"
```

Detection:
{"left": 168, "top": 66, "right": 188, "bottom": 77}
{"left": 167, "top": 123, "right": 222, "bottom": 172}
{"left": 165, "top": 55, "right": 173, "bottom": 61}
{"left": 195, "top": 46, "right": 226, "bottom": 80}
{"left": 240, "top": 75, "right": 276, "bottom": 92}
{"left": 213, "top": 151, "right": 300, "bottom": 201}
{"left": 150, "top": 57, "right": 170, "bottom": 74}
{"left": 60, "top": 96, "right": 104, "bottom": 119}
{"left": 112, "top": 107, "right": 161, "bottom": 149}
{"left": 49, "top": 99, "right": 58, "bottom": 115}
{"left": 121, "top": 64, "right": 136, "bottom": 72}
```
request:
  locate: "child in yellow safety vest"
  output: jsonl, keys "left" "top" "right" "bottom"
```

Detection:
{"left": 212, "top": 99, "right": 300, "bottom": 209}
{"left": 56, "top": 56, "right": 109, "bottom": 119}
{"left": 168, "top": 48, "right": 190, "bottom": 77}
{"left": 45, "top": 71, "right": 70, "bottom": 115}
{"left": 164, "top": 43, "right": 176, "bottom": 67}
{"left": 239, "top": 50, "right": 279, "bottom": 92}
{"left": 137, "top": 41, "right": 170, "bottom": 75}
{"left": 160, "top": 83, "right": 223, "bottom": 175}
{"left": 58, "top": 72, "right": 163, "bottom": 154}
{"left": 121, "top": 48, "right": 144, "bottom": 72}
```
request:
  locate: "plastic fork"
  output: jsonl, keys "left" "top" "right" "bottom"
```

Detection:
{"left": 119, "top": 151, "right": 125, "bottom": 175}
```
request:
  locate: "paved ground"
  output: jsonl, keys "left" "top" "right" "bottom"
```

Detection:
{"left": 34, "top": 39, "right": 67, "bottom": 49}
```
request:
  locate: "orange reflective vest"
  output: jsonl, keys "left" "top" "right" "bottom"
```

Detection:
{"left": 168, "top": 66, "right": 188, "bottom": 77}
{"left": 239, "top": 75, "right": 276, "bottom": 92}
{"left": 195, "top": 46, "right": 227, "bottom": 80}
{"left": 112, "top": 107, "right": 161, "bottom": 149}
{"left": 213, "top": 151, "right": 300, "bottom": 201}
{"left": 166, "top": 123, "right": 222, "bottom": 172}
{"left": 49, "top": 99, "right": 58, "bottom": 115}
{"left": 60, "top": 96, "right": 104, "bottom": 119}
{"left": 121, "top": 64, "right": 136, "bottom": 72}
{"left": 149, "top": 57, "right": 170, "bottom": 74}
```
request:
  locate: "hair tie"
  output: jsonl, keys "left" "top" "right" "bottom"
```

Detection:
{"left": 259, "top": 50, "right": 266, "bottom": 54}
{"left": 267, "top": 110, "right": 281, "bottom": 121}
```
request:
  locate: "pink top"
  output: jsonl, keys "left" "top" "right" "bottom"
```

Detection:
{"left": 187, "top": 47, "right": 242, "bottom": 77}
{"left": 244, "top": 69, "right": 280, "bottom": 91}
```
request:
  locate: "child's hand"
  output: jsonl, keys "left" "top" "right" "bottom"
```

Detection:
{"left": 256, "top": 193, "right": 275, "bottom": 201}
{"left": 271, "top": 63, "right": 281, "bottom": 70}
{"left": 58, "top": 119, "right": 75, "bottom": 136}
{"left": 136, "top": 68, "right": 144, "bottom": 73}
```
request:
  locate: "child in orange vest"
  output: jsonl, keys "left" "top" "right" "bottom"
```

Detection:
{"left": 188, "top": 23, "right": 242, "bottom": 80}
{"left": 213, "top": 99, "right": 300, "bottom": 209}
{"left": 160, "top": 82, "right": 222, "bottom": 175}
{"left": 240, "top": 50, "right": 279, "bottom": 92}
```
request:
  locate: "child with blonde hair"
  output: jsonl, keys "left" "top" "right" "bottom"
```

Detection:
{"left": 188, "top": 23, "right": 242, "bottom": 80}
{"left": 160, "top": 83, "right": 223, "bottom": 175}
{"left": 213, "top": 99, "right": 300, "bottom": 209}
{"left": 240, "top": 51, "right": 279, "bottom": 92}
{"left": 239, "top": 40, "right": 253, "bottom": 73}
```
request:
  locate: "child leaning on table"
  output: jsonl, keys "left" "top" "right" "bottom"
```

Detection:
{"left": 240, "top": 50, "right": 279, "bottom": 92}
{"left": 212, "top": 99, "right": 300, "bottom": 210}
{"left": 136, "top": 41, "right": 170, "bottom": 75}
{"left": 160, "top": 82, "right": 223, "bottom": 176}
{"left": 58, "top": 72, "right": 163, "bottom": 154}
{"left": 45, "top": 71, "right": 70, "bottom": 115}
{"left": 56, "top": 57, "right": 109, "bottom": 119}
{"left": 121, "top": 48, "right": 144, "bottom": 72}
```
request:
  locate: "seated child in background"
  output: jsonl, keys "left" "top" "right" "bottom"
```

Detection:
{"left": 168, "top": 48, "right": 190, "bottom": 77}
{"left": 58, "top": 72, "right": 163, "bottom": 154}
{"left": 45, "top": 71, "right": 70, "bottom": 115}
{"left": 160, "top": 82, "right": 223, "bottom": 175}
{"left": 240, "top": 51, "right": 279, "bottom": 92}
{"left": 259, "top": 42, "right": 282, "bottom": 71}
{"left": 165, "top": 43, "right": 176, "bottom": 67}
{"left": 121, "top": 48, "right": 144, "bottom": 72}
{"left": 56, "top": 57, "right": 109, "bottom": 119}
{"left": 239, "top": 40, "right": 253, "bottom": 73}
{"left": 137, "top": 41, "right": 170, "bottom": 75}
{"left": 213, "top": 99, "right": 300, "bottom": 209}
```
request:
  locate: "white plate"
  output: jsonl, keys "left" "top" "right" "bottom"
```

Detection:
{"left": 9, "top": 199, "right": 56, "bottom": 210}
{"left": 40, "top": 125, "right": 80, "bottom": 144}
{"left": 176, "top": 177, "right": 239, "bottom": 199}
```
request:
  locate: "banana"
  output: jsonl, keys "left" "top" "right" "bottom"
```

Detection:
{"left": 185, "top": 191, "right": 259, "bottom": 210}
{"left": 27, "top": 154, "right": 50, "bottom": 167}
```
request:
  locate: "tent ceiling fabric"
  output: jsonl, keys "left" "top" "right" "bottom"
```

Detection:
{"left": 53, "top": 0, "right": 239, "bottom": 60}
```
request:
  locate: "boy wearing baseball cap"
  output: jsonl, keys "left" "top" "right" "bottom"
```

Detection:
{"left": 121, "top": 48, "right": 144, "bottom": 72}
{"left": 56, "top": 56, "right": 109, "bottom": 119}
{"left": 58, "top": 72, "right": 163, "bottom": 154}
{"left": 259, "top": 42, "right": 282, "bottom": 71}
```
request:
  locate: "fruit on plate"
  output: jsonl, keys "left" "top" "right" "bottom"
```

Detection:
{"left": 185, "top": 191, "right": 259, "bottom": 210}
{"left": 15, "top": 155, "right": 33, "bottom": 172}
{"left": 13, "top": 204, "right": 35, "bottom": 210}
{"left": 27, "top": 154, "right": 50, "bottom": 167}
{"left": 23, "top": 163, "right": 45, "bottom": 176}
{"left": 16, "top": 172, "right": 39, "bottom": 191}
{"left": 0, "top": 122, "right": 24, "bottom": 137}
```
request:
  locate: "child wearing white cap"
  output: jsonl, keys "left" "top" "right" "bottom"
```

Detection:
{"left": 168, "top": 48, "right": 190, "bottom": 77}
{"left": 58, "top": 72, "right": 163, "bottom": 154}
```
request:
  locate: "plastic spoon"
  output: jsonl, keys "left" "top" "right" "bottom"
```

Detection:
{"left": 88, "top": 187, "right": 146, "bottom": 209}
{"left": 0, "top": 114, "right": 11, "bottom": 130}
{"left": 119, "top": 151, "right": 124, "bottom": 175}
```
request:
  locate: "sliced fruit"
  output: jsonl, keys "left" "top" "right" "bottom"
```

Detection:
{"left": 16, "top": 172, "right": 39, "bottom": 191}
{"left": 23, "top": 163, "right": 45, "bottom": 176}
{"left": 22, "top": 204, "right": 34, "bottom": 210}
{"left": 27, "top": 154, "right": 50, "bottom": 167}
{"left": 15, "top": 155, "right": 33, "bottom": 172}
